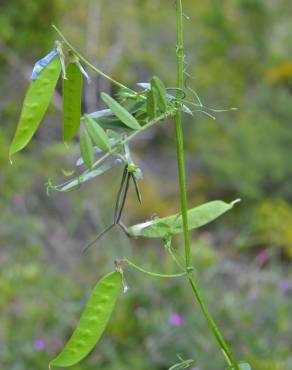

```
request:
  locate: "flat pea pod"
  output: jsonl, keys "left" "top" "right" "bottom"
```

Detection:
{"left": 128, "top": 199, "right": 240, "bottom": 238}
{"left": 84, "top": 115, "right": 111, "bottom": 152}
{"left": 9, "top": 55, "right": 61, "bottom": 159}
{"left": 101, "top": 93, "right": 141, "bottom": 130}
{"left": 49, "top": 271, "right": 122, "bottom": 368}
{"left": 63, "top": 62, "right": 83, "bottom": 141}
{"left": 80, "top": 129, "right": 94, "bottom": 169}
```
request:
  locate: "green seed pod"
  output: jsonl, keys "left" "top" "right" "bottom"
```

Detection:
{"left": 9, "top": 55, "right": 61, "bottom": 159}
{"left": 128, "top": 199, "right": 240, "bottom": 238}
{"left": 80, "top": 129, "right": 94, "bottom": 169}
{"left": 49, "top": 271, "right": 122, "bottom": 368}
{"left": 63, "top": 62, "right": 83, "bottom": 141}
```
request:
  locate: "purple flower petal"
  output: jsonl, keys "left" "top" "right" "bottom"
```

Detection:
{"left": 256, "top": 248, "right": 270, "bottom": 265}
{"left": 33, "top": 338, "right": 46, "bottom": 351}
{"left": 169, "top": 313, "right": 185, "bottom": 327}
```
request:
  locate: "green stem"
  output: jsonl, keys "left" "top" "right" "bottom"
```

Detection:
{"left": 174, "top": 1, "right": 239, "bottom": 369}
{"left": 188, "top": 275, "right": 239, "bottom": 369}
{"left": 120, "top": 258, "right": 187, "bottom": 278}
{"left": 175, "top": 0, "right": 191, "bottom": 270}
{"left": 52, "top": 24, "right": 128, "bottom": 90}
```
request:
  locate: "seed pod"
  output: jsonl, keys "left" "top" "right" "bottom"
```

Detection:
{"left": 128, "top": 199, "right": 240, "bottom": 238}
{"left": 80, "top": 129, "right": 94, "bottom": 169}
{"left": 49, "top": 271, "right": 122, "bottom": 368}
{"left": 101, "top": 93, "right": 141, "bottom": 130}
{"left": 9, "top": 54, "right": 61, "bottom": 159}
{"left": 63, "top": 62, "right": 83, "bottom": 141}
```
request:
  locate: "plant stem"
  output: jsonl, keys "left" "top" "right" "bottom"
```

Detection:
{"left": 120, "top": 259, "right": 187, "bottom": 278}
{"left": 175, "top": 0, "right": 191, "bottom": 270}
{"left": 174, "top": 1, "right": 239, "bottom": 369}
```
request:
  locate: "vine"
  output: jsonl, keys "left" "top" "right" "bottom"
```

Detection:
{"left": 9, "top": 2, "right": 250, "bottom": 369}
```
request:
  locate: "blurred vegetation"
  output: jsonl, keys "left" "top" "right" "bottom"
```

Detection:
{"left": 0, "top": 0, "right": 291, "bottom": 369}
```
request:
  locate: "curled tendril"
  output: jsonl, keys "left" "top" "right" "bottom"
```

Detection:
{"left": 166, "top": 87, "right": 187, "bottom": 100}
{"left": 183, "top": 71, "right": 238, "bottom": 115}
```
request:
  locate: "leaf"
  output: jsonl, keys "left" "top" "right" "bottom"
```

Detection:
{"left": 84, "top": 115, "right": 111, "bottom": 152}
{"left": 168, "top": 357, "right": 194, "bottom": 370}
{"left": 9, "top": 55, "right": 61, "bottom": 158}
{"left": 87, "top": 109, "right": 113, "bottom": 120}
{"left": 115, "top": 87, "right": 137, "bottom": 100}
{"left": 146, "top": 89, "right": 157, "bottom": 120}
{"left": 137, "top": 82, "right": 151, "bottom": 90}
{"left": 56, "top": 159, "right": 122, "bottom": 192}
{"left": 126, "top": 100, "right": 146, "bottom": 114}
{"left": 80, "top": 130, "right": 94, "bottom": 169}
{"left": 101, "top": 93, "right": 141, "bottom": 130}
{"left": 88, "top": 100, "right": 146, "bottom": 120}
{"left": 49, "top": 271, "right": 122, "bottom": 368}
{"left": 106, "top": 129, "right": 123, "bottom": 141}
{"left": 94, "top": 117, "right": 129, "bottom": 130}
{"left": 76, "top": 147, "right": 102, "bottom": 167}
{"left": 61, "top": 168, "right": 75, "bottom": 177}
{"left": 181, "top": 104, "right": 193, "bottom": 115}
{"left": 151, "top": 76, "right": 168, "bottom": 113}
{"left": 128, "top": 199, "right": 241, "bottom": 238}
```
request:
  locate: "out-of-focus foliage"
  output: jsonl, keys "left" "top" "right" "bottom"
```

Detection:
{"left": 249, "top": 199, "right": 292, "bottom": 258}
{"left": 0, "top": 0, "right": 64, "bottom": 55}
{"left": 1, "top": 0, "right": 292, "bottom": 369}
{"left": 1, "top": 240, "right": 291, "bottom": 370}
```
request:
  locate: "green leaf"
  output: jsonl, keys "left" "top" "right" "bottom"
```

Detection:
{"left": 84, "top": 115, "right": 111, "bottom": 153}
{"left": 87, "top": 109, "right": 113, "bottom": 120}
{"left": 128, "top": 199, "right": 240, "bottom": 238}
{"left": 126, "top": 100, "right": 147, "bottom": 114}
{"left": 101, "top": 92, "right": 141, "bottom": 130}
{"left": 80, "top": 129, "right": 94, "bottom": 169}
{"left": 76, "top": 147, "right": 102, "bottom": 167}
{"left": 168, "top": 358, "right": 194, "bottom": 370}
{"left": 137, "top": 82, "right": 151, "bottom": 90}
{"left": 49, "top": 271, "right": 122, "bottom": 368}
{"left": 181, "top": 104, "right": 193, "bottom": 115}
{"left": 115, "top": 87, "right": 137, "bottom": 100}
{"left": 146, "top": 89, "right": 157, "bottom": 120}
{"left": 9, "top": 55, "right": 61, "bottom": 159}
{"left": 94, "top": 117, "right": 129, "bottom": 130}
{"left": 56, "top": 159, "right": 122, "bottom": 192}
{"left": 151, "top": 76, "right": 168, "bottom": 113}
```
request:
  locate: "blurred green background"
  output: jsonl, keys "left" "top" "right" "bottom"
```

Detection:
{"left": 1, "top": 1, "right": 292, "bottom": 369}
